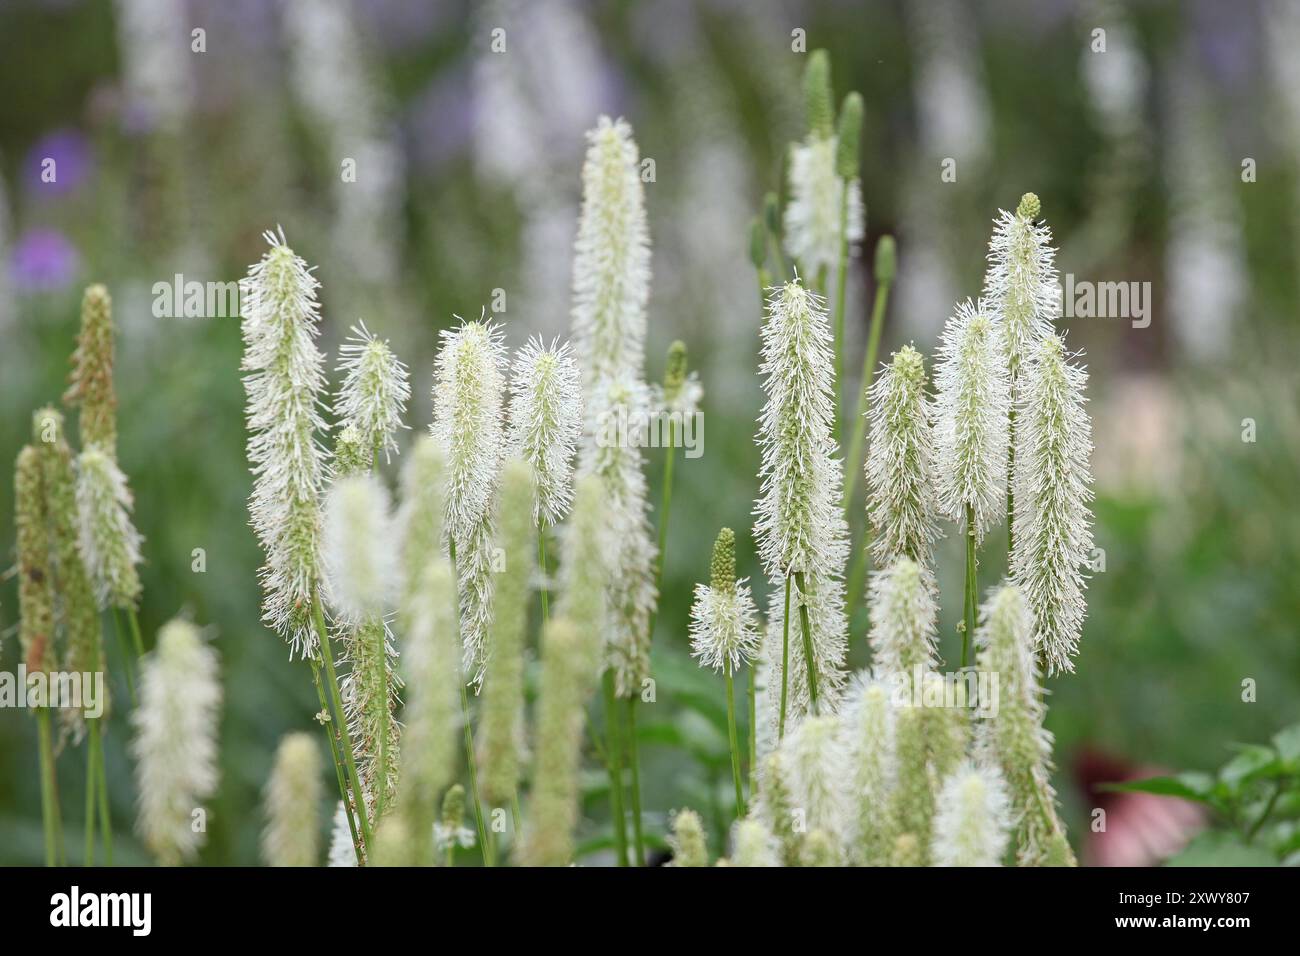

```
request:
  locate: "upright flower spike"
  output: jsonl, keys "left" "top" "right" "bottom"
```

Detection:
{"left": 668, "top": 809, "right": 709, "bottom": 867}
{"left": 931, "top": 761, "right": 1012, "bottom": 867}
{"left": 655, "top": 339, "right": 703, "bottom": 419}
{"left": 866, "top": 557, "right": 939, "bottom": 680}
{"left": 780, "top": 714, "right": 849, "bottom": 864}
{"left": 841, "top": 671, "right": 898, "bottom": 866}
{"left": 865, "top": 346, "right": 940, "bottom": 571}
{"left": 984, "top": 192, "right": 1057, "bottom": 379}
{"left": 436, "top": 783, "right": 476, "bottom": 856}
{"left": 570, "top": 116, "right": 651, "bottom": 390}
{"left": 340, "top": 614, "right": 401, "bottom": 816}
{"left": 934, "top": 299, "right": 1010, "bottom": 542}
{"left": 76, "top": 447, "right": 144, "bottom": 610}
{"left": 889, "top": 704, "right": 934, "bottom": 863}
{"left": 131, "top": 619, "right": 221, "bottom": 866}
{"left": 395, "top": 559, "right": 459, "bottom": 865}
{"left": 689, "top": 527, "right": 761, "bottom": 675}
{"left": 522, "top": 615, "right": 599, "bottom": 866}
{"left": 507, "top": 337, "right": 582, "bottom": 528}
{"left": 1011, "top": 333, "right": 1093, "bottom": 674}
{"left": 396, "top": 435, "right": 446, "bottom": 620}
{"left": 262, "top": 732, "right": 323, "bottom": 866}
{"left": 15, "top": 445, "right": 55, "bottom": 676}
{"left": 976, "top": 584, "right": 1076, "bottom": 866}
{"left": 731, "top": 818, "right": 781, "bottom": 867}
{"left": 479, "top": 459, "right": 535, "bottom": 808}
{"left": 580, "top": 377, "right": 657, "bottom": 697}
{"left": 555, "top": 474, "right": 609, "bottom": 659}
{"left": 757, "top": 752, "right": 802, "bottom": 865}
{"left": 322, "top": 472, "right": 396, "bottom": 625}
{"left": 431, "top": 316, "right": 506, "bottom": 685}
{"left": 240, "top": 230, "right": 329, "bottom": 658}
{"left": 803, "top": 49, "right": 834, "bottom": 138}
{"left": 64, "top": 284, "right": 118, "bottom": 455}
{"left": 335, "top": 321, "right": 410, "bottom": 465}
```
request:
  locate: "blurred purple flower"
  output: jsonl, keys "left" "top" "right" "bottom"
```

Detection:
{"left": 24, "top": 128, "right": 93, "bottom": 197}
{"left": 10, "top": 229, "right": 80, "bottom": 292}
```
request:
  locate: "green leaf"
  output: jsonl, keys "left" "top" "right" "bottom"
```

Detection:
{"left": 1272, "top": 723, "right": 1300, "bottom": 770}
{"left": 1101, "top": 772, "right": 1216, "bottom": 803}
{"left": 1164, "top": 831, "right": 1276, "bottom": 867}
{"left": 1220, "top": 744, "right": 1282, "bottom": 787}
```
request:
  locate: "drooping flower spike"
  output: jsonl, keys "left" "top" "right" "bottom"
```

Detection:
{"left": 1011, "top": 333, "right": 1093, "bottom": 674}
{"left": 507, "top": 337, "right": 582, "bottom": 528}
{"left": 240, "top": 229, "right": 329, "bottom": 658}
{"left": 335, "top": 321, "right": 410, "bottom": 465}
{"left": 933, "top": 298, "right": 1010, "bottom": 544}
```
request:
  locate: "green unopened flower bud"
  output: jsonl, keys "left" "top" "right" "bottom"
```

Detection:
{"left": 874, "top": 235, "right": 896, "bottom": 285}
{"left": 669, "top": 808, "right": 708, "bottom": 867}
{"left": 333, "top": 424, "right": 369, "bottom": 479}
{"left": 835, "top": 92, "right": 863, "bottom": 179}
{"left": 662, "top": 340, "right": 688, "bottom": 401}
{"left": 803, "top": 49, "right": 833, "bottom": 138}
{"left": 1017, "top": 192, "right": 1041, "bottom": 220}
{"left": 748, "top": 216, "right": 767, "bottom": 270}
{"left": 64, "top": 284, "right": 118, "bottom": 455}
{"left": 441, "top": 783, "right": 467, "bottom": 839}
{"left": 710, "top": 527, "right": 736, "bottom": 595}
{"left": 15, "top": 445, "right": 55, "bottom": 677}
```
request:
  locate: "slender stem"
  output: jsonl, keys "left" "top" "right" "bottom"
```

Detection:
{"left": 778, "top": 576, "right": 791, "bottom": 740}
{"left": 511, "top": 793, "right": 523, "bottom": 842}
{"left": 842, "top": 278, "right": 893, "bottom": 520}
{"left": 653, "top": 422, "right": 677, "bottom": 596}
{"left": 312, "top": 661, "right": 361, "bottom": 857}
{"left": 1247, "top": 780, "right": 1284, "bottom": 841}
{"left": 36, "top": 709, "right": 60, "bottom": 867}
{"left": 84, "top": 722, "right": 97, "bottom": 866}
{"left": 601, "top": 670, "right": 629, "bottom": 866}
{"left": 109, "top": 609, "right": 136, "bottom": 705}
{"left": 791, "top": 571, "right": 820, "bottom": 715}
{"left": 769, "top": 238, "right": 787, "bottom": 284}
{"left": 537, "top": 525, "right": 550, "bottom": 626}
{"left": 96, "top": 735, "right": 112, "bottom": 866}
{"left": 313, "top": 601, "right": 374, "bottom": 854}
{"left": 126, "top": 608, "right": 145, "bottom": 658}
{"left": 625, "top": 696, "right": 646, "bottom": 866}
{"left": 747, "top": 667, "right": 758, "bottom": 792}
{"left": 846, "top": 531, "right": 873, "bottom": 634}
{"left": 725, "top": 670, "right": 745, "bottom": 820}
{"left": 962, "top": 504, "right": 977, "bottom": 669}
{"left": 460, "top": 682, "right": 493, "bottom": 866}
{"left": 833, "top": 188, "right": 850, "bottom": 449}
{"left": 1007, "top": 404, "right": 1017, "bottom": 555}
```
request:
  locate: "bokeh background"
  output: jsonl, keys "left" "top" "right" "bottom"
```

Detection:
{"left": 1, "top": 0, "right": 1297, "bottom": 866}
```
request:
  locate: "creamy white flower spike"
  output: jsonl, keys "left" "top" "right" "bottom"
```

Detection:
{"left": 754, "top": 280, "right": 847, "bottom": 580}
{"left": 934, "top": 299, "right": 1010, "bottom": 543}
{"left": 1011, "top": 333, "right": 1093, "bottom": 674}
{"left": 262, "top": 732, "right": 323, "bottom": 867}
{"left": 240, "top": 230, "right": 329, "bottom": 657}
{"left": 508, "top": 337, "right": 583, "bottom": 528}
{"left": 975, "top": 584, "right": 1075, "bottom": 866}
{"left": 932, "top": 761, "right": 1012, "bottom": 867}
{"left": 690, "top": 528, "right": 761, "bottom": 675}
{"left": 571, "top": 116, "right": 650, "bottom": 390}
{"left": 578, "top": 377, "right": 657, "bottom": 697}
{"left": 784, "top": 135, "right": 865, "bottom": 275}
{"left": 323, "top": 472, "right": 396, "bottom": 625}
{"left": 731, "top": 818, "right": 781, "bottom": 867}
{"left": 335, "top": 321, "right": 410, "bottom": 465}
{"left": 131, "top": 619, "right": 221, "bottom": 866}
{"left": 75, "top": 446, "right": 143, "bottom": 610}
{"left": 841, "top": 670, "right": 898, "bottom": 865}
{"left": 983, "top": 193, "right": 1057, "bottom": 377}
{"left": 780, "top": 715, "right": 849, "bottom": 862}
{"left": 866, "top": 345, "right": 940, "bottom": 572}
{"left": 866, "top": 557, "right": 939, "bottom": 678}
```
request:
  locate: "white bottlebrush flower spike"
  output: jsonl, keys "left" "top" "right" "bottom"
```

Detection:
{"left": 932, "top": 761, "right": 1012, "bottom": 867}
{"left": 783, "top": 134, "right": 865, "bottom": 275}
{"left": 335, "top": 321, "right": 410, "bottom": 464}
{"left": 262, "top": 732, "right": 322, "bottom": 867}
{"left": 731, "top": 818, "right": 781, "bottom": 867}
{"left": 866, "top": 557, "right": 939, "bottom": 678}
{"left": 780, "top": 714, "right": 849, "bottom": 861}
{"left": 983, "top": 193, "right": 1057, "bottom": 377}
{"left": 508, "top": 337, "right": 582, "bottom": 528}
{"left": 754, "top": 280, "right": 847, "bottom": 580}
{"left": 131, "top": 619, "right": 221, "bottom": 866}
{"left": 933, "top": 298, "right": 1010, "bottom": 543}
{"left": 75, "top": 446, "right": 144, "bottom": 610}
{"left": 327, "top": 801, "right": 358, "bottom": 867}
{"left": 866, "top": 345, "right": 940, "bottom": 570}
{"left": 240, "top": 229, "right": 329, "bottom": 657}
{"left": 690, "top": 528, "right": 761, "bottom": 675}
{"left": 1011, "top": 333, "right": 1093, "bottom": 674}
{"left": 571, "top": 116, "right": 650, "bottom": 389}
{"left": 323, "top": 472, "right": 397, "bottom": 624}
{"left": 841, "top": 670, "right": 897, "bottom": 865}
{"left": 759, "top": 569, "right": 849, "bottom": 734}
{"left": 430, "top": 316, "right": 507, "bottom": 545}
{"left": 579, "top": 377, "right": 657, "bottom": 696}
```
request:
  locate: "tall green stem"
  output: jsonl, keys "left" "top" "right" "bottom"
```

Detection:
{"left": 778, "top": 576, "right": 792, "bottom": 740}
{"left": 725, "top": 670, "right": 745, "bottom": 820}
{"left": 537, "top": 526, "right": 550, "bottom": 626}
{"left": 460, "top": 683, "right": 493, "bottom": 866}
{"left": 96, "top": 735, "right": 111, "bottom": 866}
{"left": 625, "top": 697, "right": 646, "bottom": 866}
{"left": 109, "top": 609, "right": 136, "bottom": 705}
{"left": 833, "top": 189, "right": 850, "bottom": 449}
{"left": 36, "top": 709, "right": 61, "bottom": 867}
{"left": 312, "top": 661, "right": 360, "bottom": 857}
{"left": 962, "top": 504, "right": 977, "bottom": 669}
{"left": 126, "top": 608, "right": 145, "bottom": 658}
{"left": 747, "top": 668, "right": 758, "bottom": 792}
{"left": 791, "top": 571, "right": 820, "bottom": 715}
{"left": 1007, "top": 405, "right": 1017, "bottom": 555}
{"left": 602, "top": 670, "right": 629, "bottom": 866}
{"left": 843, "top": 276, "right": 893, "bottom": 518}
{"left": 84, "top": 722, "right": 98, "bottom": 866}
